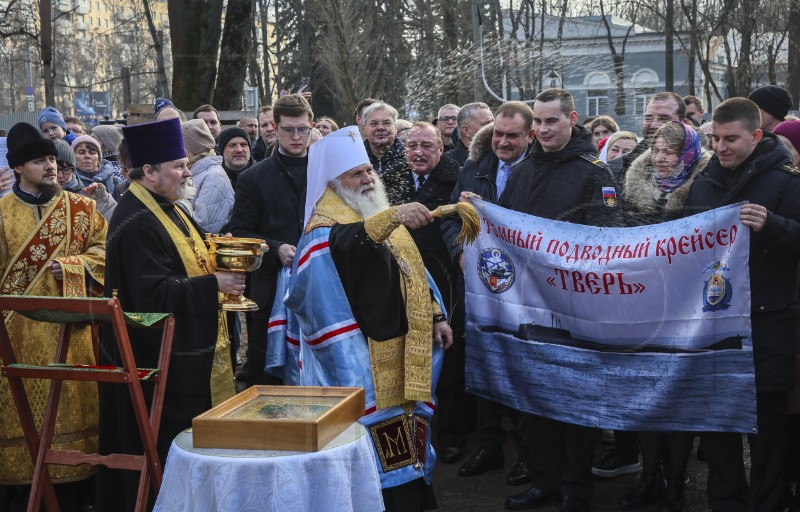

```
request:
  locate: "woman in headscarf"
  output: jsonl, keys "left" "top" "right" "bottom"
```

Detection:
{"left": 619, "top": 121, "right": 712, "bottom": 512}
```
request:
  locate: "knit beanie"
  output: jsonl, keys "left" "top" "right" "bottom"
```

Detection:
{"left": 91, "top": 125, "right": 124, "bottom": 155}
{"left": 154, "top": 97, "right": 177, "bottom": 116}
{"left": 748, "top": 86, "right": 793, "bottom": 121}
{"left": 54, "top": 139, "right": 76, "bottom": 167}
{"left": 37, "top": 106, "right": 68, "bottom": 130}
{"left": 71, "top": 134, "right": 103, "bottom": 156}
{"left": 218, "top": 127, "right": 250, "bottom": 153}
{"left": 772, "top": 120, "right": 800, "bottom": 154}
{"left": 181, "top": 119, "right": 215, "bottom": 156}
{"left": 6, "top": 122, "right": 57, "bottom": 168}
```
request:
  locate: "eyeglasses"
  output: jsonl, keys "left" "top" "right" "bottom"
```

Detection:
{"left": 439, "top": 116, "right": 458, "bottom": 123}
{"left": 57, "top": 166, "right": 74, "bottom": 175}
{"left": 278, "top": 126, "right": 311, "bottom": 136}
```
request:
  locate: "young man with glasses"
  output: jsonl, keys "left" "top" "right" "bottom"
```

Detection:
{"left": 228, "top": 93, "right": 315, "bottom": 387}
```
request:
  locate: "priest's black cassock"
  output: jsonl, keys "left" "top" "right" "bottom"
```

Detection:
{"left": 95, "top": 189, "right": 220, "bottom": 511}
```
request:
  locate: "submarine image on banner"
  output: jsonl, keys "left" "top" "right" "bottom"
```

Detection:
{"left": 477, "top": 314, "right": 743, "bottom": 354}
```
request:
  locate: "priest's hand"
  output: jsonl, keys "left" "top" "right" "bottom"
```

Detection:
{"left": 433, "top": 321, "right": 453, "bottom": 349}
{"left": 396, "top": 203, "right": 434, "bottom": 230}
{"left": 49, "top": 261, "right": 63, "bottom": 281}
{"left": 278, "top": 244, "right": 296, "bottom": 267}
{"left": 215, "top": 271, "right": 246, "bottom": 295}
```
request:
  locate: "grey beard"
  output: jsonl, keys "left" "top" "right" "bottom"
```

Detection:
{"left": 330, "top": 175, "right": 390, "bottom": 219}
{"left": 176, "top": 178, "right": 196, "bottom": 202}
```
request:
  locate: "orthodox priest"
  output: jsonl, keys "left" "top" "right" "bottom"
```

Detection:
{"left": 96, "top": 118, "right": 244, "bottom": 511}
{"left": 283, "top": 126, "right": 452, "bottom": 512}
{"left": 0, "top": 122, "right": 106, "bottom": 509}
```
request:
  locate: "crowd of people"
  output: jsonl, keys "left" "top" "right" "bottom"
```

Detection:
{"left": 0, "top": 84, "right": 799, "bottom": 512}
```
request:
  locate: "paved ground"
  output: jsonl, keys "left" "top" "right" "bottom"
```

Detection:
{"left": 431, "top": 427, "right": 712, "bottom": 511}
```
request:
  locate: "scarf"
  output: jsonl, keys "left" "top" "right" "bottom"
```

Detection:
{"left": 656, "top": 122, "right": 702, "bottom": 193}
{"left": 76, "top": 165, "right": 117, "bottom": 195}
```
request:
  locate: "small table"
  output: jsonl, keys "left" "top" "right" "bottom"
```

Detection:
{"left": 153, "top": 422, "right": 384, "bottom": 512}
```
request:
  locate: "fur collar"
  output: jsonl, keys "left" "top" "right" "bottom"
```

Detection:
{"left": 624, "top": 148, "right": 713, "bottom": 218}
{"left": 468, "top": 122, "right": 495, "bottom": 162}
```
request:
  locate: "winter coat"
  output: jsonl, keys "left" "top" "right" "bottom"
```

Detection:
{"left": 624, "top": 148, "right": 712, "bottom": 226}
{"left": 365, "top": 137, "right": 406, "bottom": 174}
{"left": 228, "top": 151, "right": 307, "bottom": 310}
{"left": 66, "top": 168, "right": 118, "bottom": 220}
{"left": 498, "top": 125, "right": 621, "bottom": 227}
{"left": 252, "top": 137, "right": 275, "bottom": 162}
{"left": 444, "top": 142, "right": 469, "bottom": 167}
{"left": 189, "top": 155, "right": 234, "bottom": 235}
{"left": 441, "top": 123, "right": 503, "bottom": 265}
{"left": 683, "top": 132, "right": 800, "bottom": 390}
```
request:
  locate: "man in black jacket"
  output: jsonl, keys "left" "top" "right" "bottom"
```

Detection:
{"left": 444, "top": 102, "right": 494, "bottom": 167}
{"left": 499, "top": 89, "right": 620, "bottom": 512}
{"left": 442, "top": 101, "right": 534, "bottom": 482}
{"left": 683, "top": 97, "right": 800, "bottom": 512}
{"left": 228, "top": 94, "right": 314, "bottom": 387}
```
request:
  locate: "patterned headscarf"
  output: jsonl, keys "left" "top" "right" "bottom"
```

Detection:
{"left": 655, "top": 122, "right": 702, "bottom": 193}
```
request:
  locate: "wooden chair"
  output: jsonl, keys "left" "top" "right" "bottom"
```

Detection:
{"left": 0, "top": 295, "right": 175, "bottom": 512}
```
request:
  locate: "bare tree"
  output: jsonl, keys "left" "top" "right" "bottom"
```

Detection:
{"left": 168, "top": 0, "right": 223, "bottom": 109}
{"left": 142, "top": 0, "right": 170, "bottom": 98}
{"left": 213, "top": 0, "right": 255, "bottom": 109}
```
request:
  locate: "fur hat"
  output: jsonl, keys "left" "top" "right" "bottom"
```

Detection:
{"left": 54, "top": 139, "right": 76, "bottom": 167}
{"left": 748, "top": 86, "right": 793, "bottom": 121}
{"left": 218, "top": 127, "right": 250, "bottom": 153}
{"left": 71, "top": 134, "right": 103, "bottom": 156}
{"left": 772, "top": 120, "right": 800, "bottom": 154}
{"left": 181, "top": 119, "right": 216, "bottom": 156}
{"left": 91, "top": 125, "right": 124, "bottom": 155}
{"left": 122, "top": 118, "right": 186, "bottom": 168}
{"left": 37, "top": 106, "right": 67, "bottom": 130}
{"left": 6, "top": 122, "right": 57, "bottom": 168}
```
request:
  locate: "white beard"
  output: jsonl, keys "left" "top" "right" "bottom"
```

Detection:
{"left": 330, "top": 174, "right": 390, "bottom": 219}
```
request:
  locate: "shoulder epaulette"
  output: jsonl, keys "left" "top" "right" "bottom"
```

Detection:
{"left": 580, "top": 153, "right": 609, "bottom": 169}
{"left": 780, "top": 164, "right": 800, "bottom": 175}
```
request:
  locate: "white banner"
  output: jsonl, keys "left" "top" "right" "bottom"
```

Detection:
{"left": 464, "top": 200, "right": 756, "bottom": 432}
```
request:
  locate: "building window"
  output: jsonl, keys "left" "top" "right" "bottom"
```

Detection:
{"left": 587, "top": 89, "right": 609, "bottom": 116}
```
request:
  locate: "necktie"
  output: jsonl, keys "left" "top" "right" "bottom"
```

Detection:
{"left": 497, "top": 162, "right": 512, "bottom": 198}
{"left": 416, "top": 174, "right": 427, "bottom": 191}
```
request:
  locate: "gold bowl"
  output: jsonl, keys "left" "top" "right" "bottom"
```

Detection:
{"left": 206, "top": 235, "right": 268, "bottom": 311}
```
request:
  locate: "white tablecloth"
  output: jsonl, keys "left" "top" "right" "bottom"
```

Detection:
{"left": 153, "top": 422, "right": 384, "bottom": 512}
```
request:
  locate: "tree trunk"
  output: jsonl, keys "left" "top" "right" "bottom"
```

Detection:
{"left": 213, "top": 0, "right": 254, "bottom": 110}
{"left": 39, "top": 0, "right": 54, "bottom": 105}
{"left": 665, "top": 0, "right": 674, "bottom": 91}
{"left": 169, "top": 0, "right": 223, "bottom": 109}
{"left": 142, "top": 0, "right": 170, "bottom": 98}
{"left": 789, "top": 0, "right": 800, "bottom": 108}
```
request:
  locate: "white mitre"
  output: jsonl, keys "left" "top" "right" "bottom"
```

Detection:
{"left": 304, "top": 125, "right": 370, "bottom": 229}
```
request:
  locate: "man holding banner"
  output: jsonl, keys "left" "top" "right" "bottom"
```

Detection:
{"left": 683, "top": 97, "right": 800, "bottom": 512}
{"left": 491, "top": 88, "right": 620, "bottom": 512}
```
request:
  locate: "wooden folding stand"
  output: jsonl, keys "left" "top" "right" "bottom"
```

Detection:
{"left": 0, "top": 295, "right": 175, "bottom": 512}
